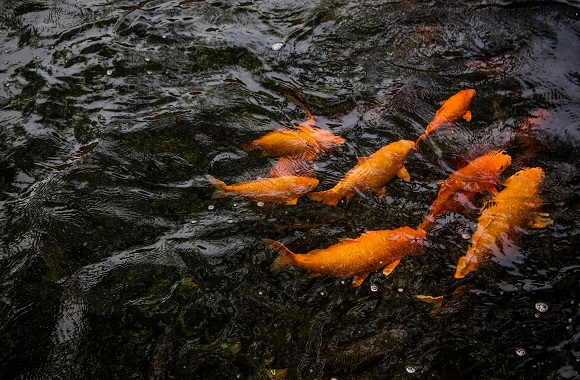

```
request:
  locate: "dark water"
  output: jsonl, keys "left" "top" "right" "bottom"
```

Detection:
{"left": 1, "top": 0, "right": 579, "bottom": 379}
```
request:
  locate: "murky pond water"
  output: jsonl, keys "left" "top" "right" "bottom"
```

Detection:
{"left": 1, "top": 0, "right": 579, "bottom": 379}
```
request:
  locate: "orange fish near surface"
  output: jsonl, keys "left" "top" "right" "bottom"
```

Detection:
{"left": 265, "top": 226, "right": 428, "bottom": 286}
{"left": 207, "top": 175, "right": 319, "bottom": 205}
{"left": 454, "top": 167, "right": 553, "bottom": 278}
{"left": 307, "top": 140, "right": 416, "bottom": 206}
{"left": 416, "top": 89, "right": 476, "bottom": 146}
{"left": 241, "top": 107, "right": 344, "bottom": 159}
{"left": 419, "top": 150, "right": 512, "bottom": 231}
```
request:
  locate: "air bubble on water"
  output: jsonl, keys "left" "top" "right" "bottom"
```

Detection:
{"left": 208, "top": 205, "right": 215, "bottom": 210}
{"left": 398, "top": 288, "right": 404, "bottom": 292}
{"left": 406, "top": 366, "right": 417, "bottom": 374}
{"left": 258, "top": 290, "right": 263, "bottom": 295}
{"left": 191, "top": 220, "right": 197, "bottom": 224}
{"left": 271, "top": 42, "right": 284, "bottom": 51}
{"left": 535, "top": 302, "right": 548, "bottom": 312}
{"left": 569, "top": 318, "right": 573, "bottom": 323}
{"left": 320, "top": 291, "right": 327, "bottom": 296}
{"left": 146, "top": 71, "right": 152, "bottom": 75}
{"left": 515, "top": 347, "right": 526, "bottom": 356}
{"left": 106, "top": 69, "right": 113, "bottom": 75}
{"left": 461, "top": 233, "right": 470, "bottom": 240}
{"left": 233, "top": 203, "right": 238, "bottom": 207}
{"left": 162, "top": 35, "right": 167, "bottom": 39}
{"left": 3, "top": 61, "right": 7, "bottom": 64}
{"left": 535, "top": 313, "right": 541, "bottom": 318}
{"left": 145, "top": 57, "right": 150, "bottom": 62}
{"left": 257, "top": 202, "right": 265, "bottom": 207}
{"left": 227, "top": 219, "right": 234, "bottom": 224}
{"left": 370, "top": 284, "right": 378, "bottom": 292}
{"left": 340, "top": 280, "right": 345, "bottom": 285}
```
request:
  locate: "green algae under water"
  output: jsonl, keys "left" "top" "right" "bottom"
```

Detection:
{"left": 0, "top": 1, "right": 579, "bottom": 379}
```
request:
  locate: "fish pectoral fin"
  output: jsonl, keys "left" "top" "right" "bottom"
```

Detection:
{"left": 397, "top": 166, "right": 411, "bottom": 182}
{"left": 382, "top": 259, "right": 401, "bottom": 276}
{"left": 352, "top": 273, "right": 369, "bottom": 287}
{"left": 462, "top": 110, "right": 472, "bottom": 121}
{"left": 285, "top": 197, "right": 299, "bottom": 205}
{"left": 532, "top": 213, "right": 553, "bottom": 228}
{"left": 376, "top": 187, "right": 387, "bottom": 197}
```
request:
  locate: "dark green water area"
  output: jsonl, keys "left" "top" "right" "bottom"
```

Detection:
{"left": 1, "top": 1, "right": 579, "bottom": 379}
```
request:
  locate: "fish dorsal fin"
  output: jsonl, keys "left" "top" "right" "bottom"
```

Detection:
{"left": 357, "top": 156, "right": 371, "bottom": 165}
{"left": 382, "top": 259, "right": 401, "bottom": 276}
{"left": 397, "top": 166, "right": 411, "bottom": 182}
{"left": 462, "top": 110, "right": 472, "bottom": 121}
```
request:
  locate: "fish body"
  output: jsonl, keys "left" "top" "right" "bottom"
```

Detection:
{"left": 416, "top": 89, "right": 476, "bottom": 145}
{"left": 454, "top": 167, "right": 553, "bottom": 278}
{"left": 419, "top": 150, "right": 512, "bottom": 231}
{"left": 242, "top": 124, "right": 344, "bottom": 159}
{"left": 264, "top": 226, "right": 428, "bottom": 286}
{"left": 307, "top": 140, "right": 416, "bottom": 206}
{"left": 208, "top": 175, "right": 319, "bottom": 205}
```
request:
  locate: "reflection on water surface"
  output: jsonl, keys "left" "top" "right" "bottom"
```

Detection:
{"left": 1, "top": 0, "right": 579, "bottom": 379}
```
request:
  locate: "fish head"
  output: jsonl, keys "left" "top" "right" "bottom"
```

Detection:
{"left": 392, "top": 140, "right": 417, "bottom": 156}
{"left": 487, "top": 150, "right": 512, "bottom": 174}
{"left": 313, "top": 129, "right": 345, "bottom": 151}
{"left": 504, "top": 167, "right": 545, "bottom": 191}
{"left": 457, "top": 88, "right": 476, "bottom": 104}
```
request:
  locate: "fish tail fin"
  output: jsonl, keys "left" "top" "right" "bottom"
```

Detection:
{"left": 288, "top": 95, "right": 315, "bottom": 124}
{"left": 263, "top": 238, "right": 297, "bottom": 271}
{"left": 207, "top": 175, "right": 228, "bottom": 198}
{"left": 307, "top": 189, "right": 342, "bottom": 206}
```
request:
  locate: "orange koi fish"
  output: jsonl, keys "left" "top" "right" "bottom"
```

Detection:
{"left": 454, "top": 167, "right": 553, "bottom": 278}
{"left": 207, "top": 175, "right": 319, "bottom": 205}
{"left": 241, "top": 104, "right": 344, "bottom": 159}
{"left": 264, "top": 226, "right": 428, "bottom": 286}
{"left": 307, "top": 140, "right": 416, "bottom": 206}
{"left": 416, "top": 89, "right": 476, "bottom": 146}
{"left": 419, "top": 150, "right": 512, "bottom": 231}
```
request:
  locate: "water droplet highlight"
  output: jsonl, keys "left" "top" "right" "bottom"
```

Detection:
{"left": 515, "top": 347, "right": 526, "bottom": 356}
{"left": 370, "top": 284, "right": 378, "bottom": 292}
{"left": 535, "top": 302, "right": 548, "bottom": 312}
{"left": 106, "top": 69, "right": 113, "bottom": 75}
{"left": 271, "top": 42, "right": 284, "bottom": 51}
{"left": 208, "top": 205, "right": 214, "bottom": 210}
{"left": 398, "top": 288, "right": 404, "bottom": 293}
{"left": 406, "top": 366, "right": 417, "bottom": 374}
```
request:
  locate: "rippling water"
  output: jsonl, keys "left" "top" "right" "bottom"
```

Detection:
{"left": 1, "top": 1, "right": 579, "bottom": 379}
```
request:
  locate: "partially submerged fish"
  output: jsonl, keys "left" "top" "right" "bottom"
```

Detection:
{"left": 242, "top": 102, "right": 344, "bottom": 159}
{"left": 416, "top": 89, "right": 476, "bottom": 146}
{"left": 416, "top": 284, "right": 473, "bottom": 315}
{"left": 454, "top": 167, "right": 553, "bottom": 278}
{"left": 307, "top": 140, "right": 416, "bottom": 206}
{"left": 207, "top": 175, "right": 319, "bottom": 205}
{"left": 264, "top": 226, "right": 428, "bottom": 286}
{"left": 419, "top": 150, "right": 512, "bottom": 231}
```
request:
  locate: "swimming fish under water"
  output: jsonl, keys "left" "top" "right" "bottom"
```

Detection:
{"left": 419, "top": 150, "right": 512, "bottom": 231}
{"left": 454, "top": 167, "right": 553, "bottom": 278}
{"left": 207, "top": 175, "right": 319, "bottom": 205}
{"left": 416, "top": 89, "right": 476, "bottom": 146}
{"left": 241, "top": 102, "right": 344, "bottom": 160}
{"left": 264, "top": 226, "right": 428, "bottom": 286}
{"left": 307, "top": 140, "right": 416, "bottom": 206}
